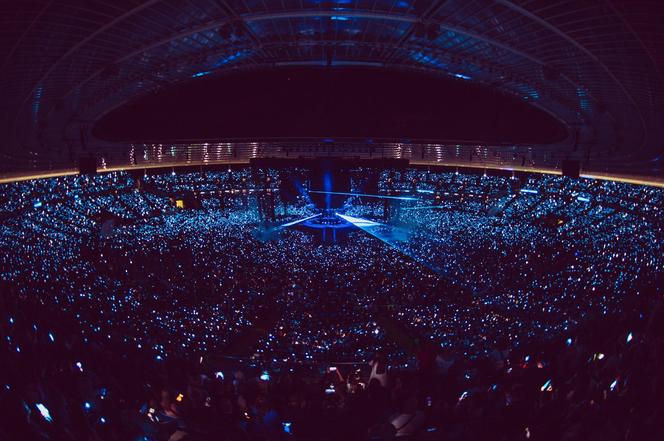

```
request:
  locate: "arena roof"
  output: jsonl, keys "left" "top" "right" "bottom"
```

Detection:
{"left": 0, "top": 0, "right": 663, "bottom": 177}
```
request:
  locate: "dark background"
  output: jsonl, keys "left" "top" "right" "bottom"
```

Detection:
{"left": 94, "top": 67, "right": 567, "bottom": 144}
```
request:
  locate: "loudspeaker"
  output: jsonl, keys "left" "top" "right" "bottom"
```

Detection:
{"left": 79, "top": 156, "right": 97, "bottom": 175}
{"left": 562, "top": 160, "right": 580, "bottom": 178}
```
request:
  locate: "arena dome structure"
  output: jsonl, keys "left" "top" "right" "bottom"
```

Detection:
{"left": 1, "top": 2, "right": 664, "bottom": 441}
{"left": 0, "top": 0, "right": 662, "bottom": 182}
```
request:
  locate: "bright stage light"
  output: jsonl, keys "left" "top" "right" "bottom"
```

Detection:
{"left": 335, "top": 214, "right": 381, "bottom": 227}
{"left": 36, "top": 403, "right": 53, "bottom": 422}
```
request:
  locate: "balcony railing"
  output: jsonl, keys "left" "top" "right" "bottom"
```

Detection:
{"left": 1, "top": 138, "right": 661, "bottom": 185}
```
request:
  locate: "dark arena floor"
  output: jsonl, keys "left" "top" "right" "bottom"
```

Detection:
{"left": 2, "top": 1, "right": 664, "bottom": 440}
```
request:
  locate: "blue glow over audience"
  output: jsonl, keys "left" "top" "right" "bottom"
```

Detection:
{"left": 0, "top": 167, "right": 662, "bottom": 440}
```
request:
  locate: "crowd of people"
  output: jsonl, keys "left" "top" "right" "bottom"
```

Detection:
{"left": 0, "top": 167, "right": 662, "bottom": 440}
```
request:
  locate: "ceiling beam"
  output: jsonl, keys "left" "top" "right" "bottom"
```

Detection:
{"left": 15, "top": 0, "right": 164, "bottom": 127}
{"left": 57, "top": 9, "right": 569, "bottom": 102}
{"left": 496, "top": 0, "right": 646, "bottom": 150}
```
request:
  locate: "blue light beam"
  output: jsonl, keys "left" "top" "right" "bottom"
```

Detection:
{"left": 335, "top": 214, "right": 381, "bottom": 227}
{"left": 336, "top": 213, "right": 453, "bottom": 282}
{"left": 402, "top": 205, "right": 445, "bottom": 211}
{"left": 309, "top": 190, "right": 418, "bottom": 201}
{"left": 279, "top": 214, "right": 321, "bottom": 228}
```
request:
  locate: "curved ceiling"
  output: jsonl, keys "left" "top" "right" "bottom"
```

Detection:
{"left": 94, "top": 67, "right": 567, "bottom": 143}
{"left": 0, "top": 0, "right": 663, "bottom": 175}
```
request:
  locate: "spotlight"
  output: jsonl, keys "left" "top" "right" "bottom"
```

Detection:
{"left": 36, "top": 404, "right": 53, "bottom": 422}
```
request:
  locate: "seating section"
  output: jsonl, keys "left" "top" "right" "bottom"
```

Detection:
{"left": 0, "top": 168, "right": 662, "bottom": 440}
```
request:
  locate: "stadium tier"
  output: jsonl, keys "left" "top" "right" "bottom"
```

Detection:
{"left": 1, "top": 166, "right": 662, "bottom": 440}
